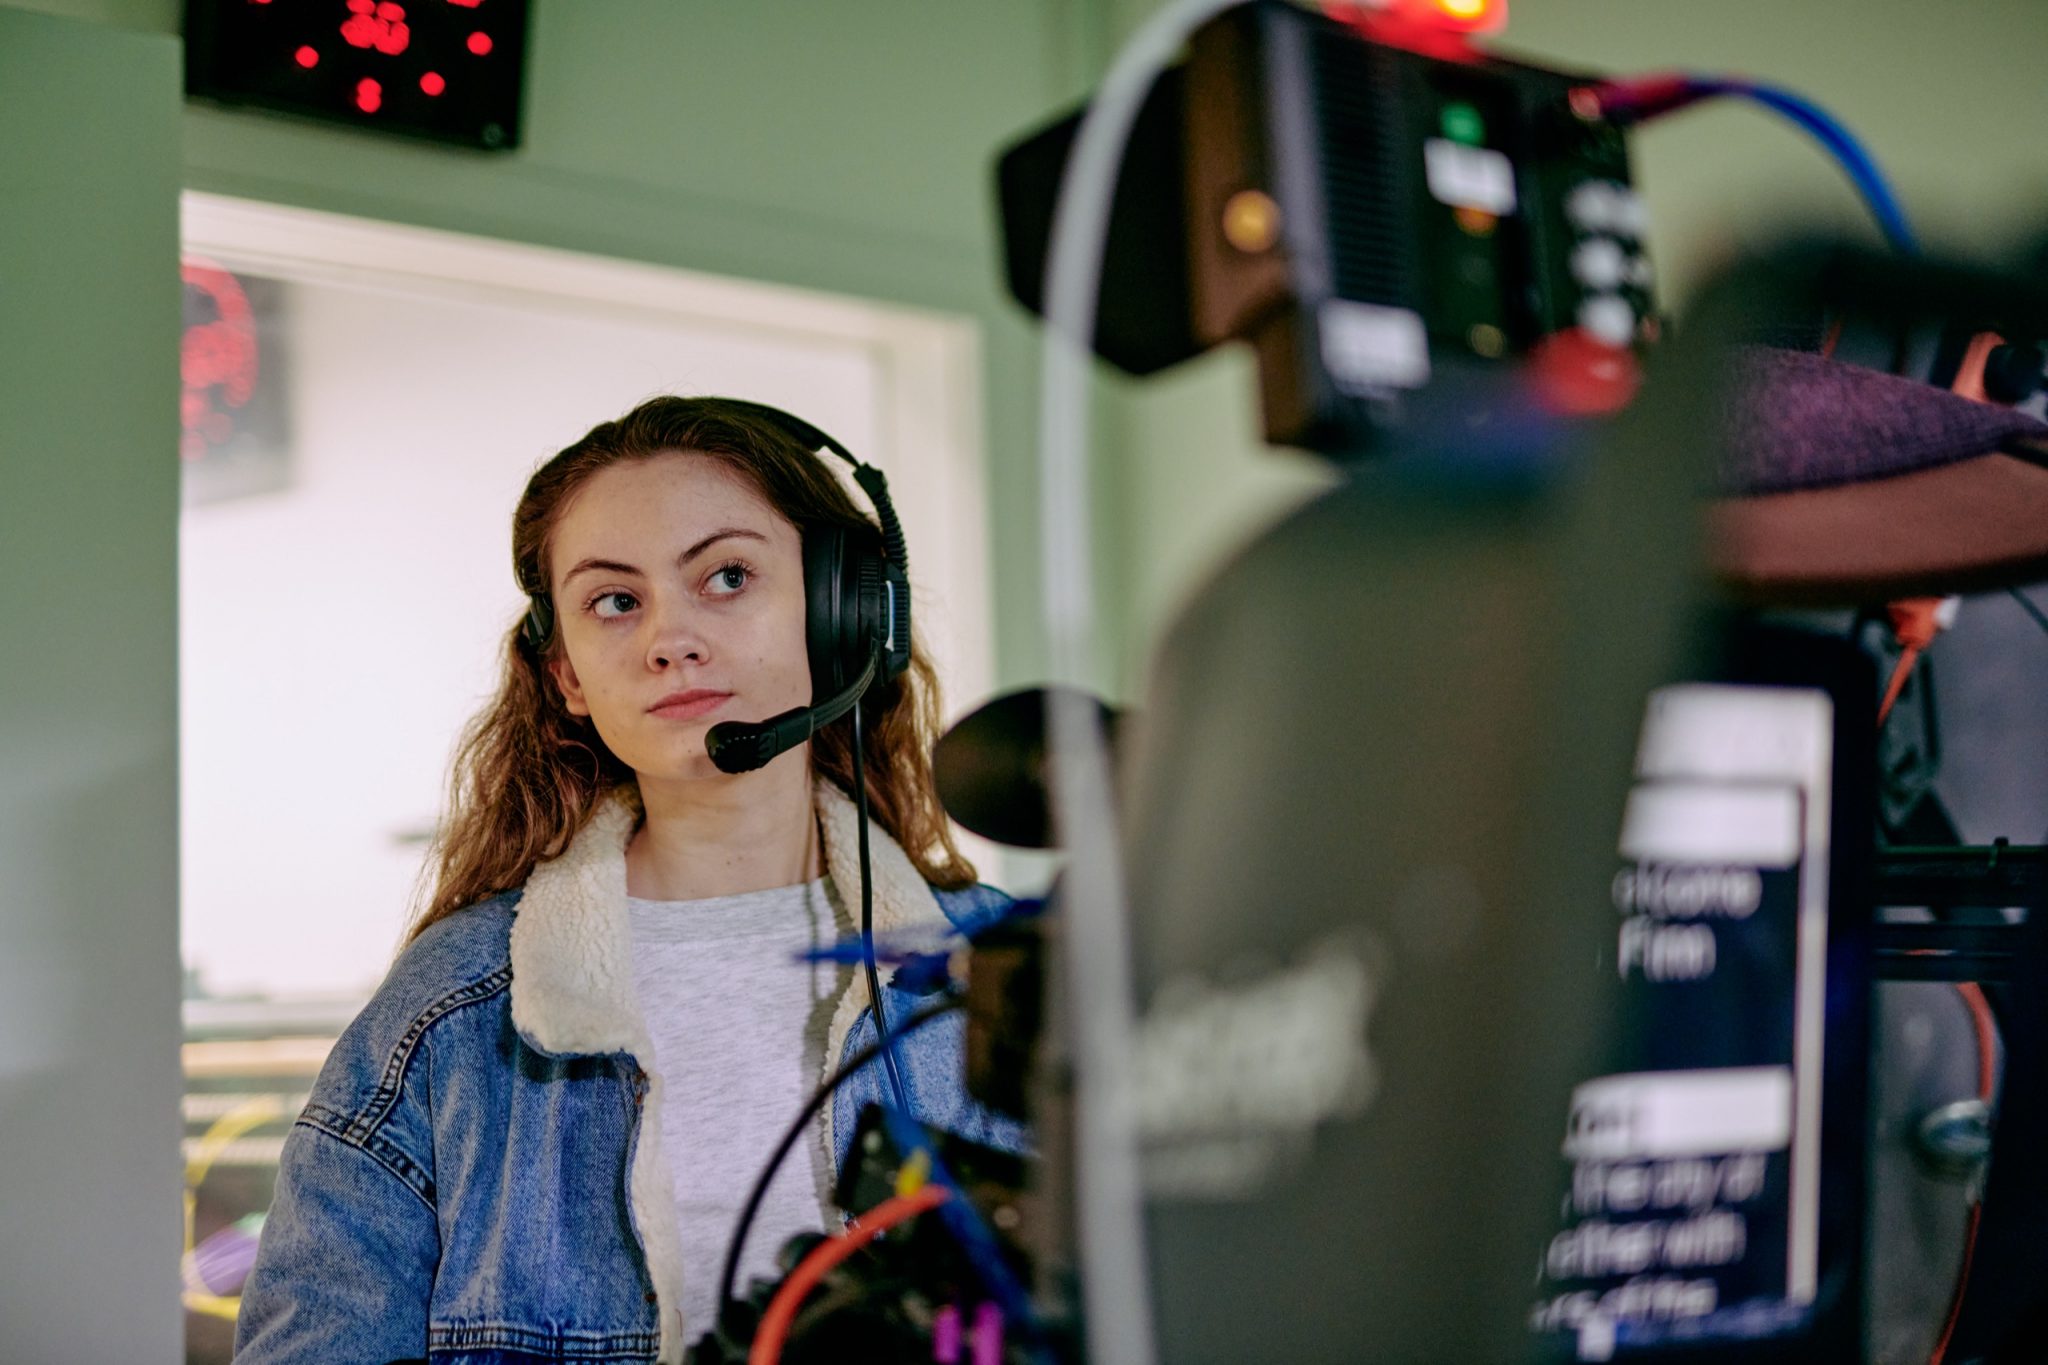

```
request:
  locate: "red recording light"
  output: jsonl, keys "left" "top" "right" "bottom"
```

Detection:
{"left": 1434, "top": 0, "right": 1495, "bottom": 22}
{"left": 1415, "top": 0, "right": 1505, "bottom": 30}
{"left": 420, "top": 71, "right": 446, "bottom": 95}
{"left": 466, "top": 30, "right": 493, "bottom": 55}
{"left": 1326, "top": 0, "right": 1506, "bottom": 38}
{"left": 294, "top": 45, "right": 319, "bottom": 68}
{"left": 355, "top": 77, "right": 383, "bottom": 114}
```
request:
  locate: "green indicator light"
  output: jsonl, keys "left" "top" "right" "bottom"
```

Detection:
{"left": 1441, "top": 101, "right": 1485, "bottom": 146}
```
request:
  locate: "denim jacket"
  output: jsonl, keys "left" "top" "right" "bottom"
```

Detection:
{"left": 233, "top": 781, "right": 1022, "bottom": 1365}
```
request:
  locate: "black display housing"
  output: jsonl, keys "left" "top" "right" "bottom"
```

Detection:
{"left": 184, "top": 0, "right": 529, "bottom": 151}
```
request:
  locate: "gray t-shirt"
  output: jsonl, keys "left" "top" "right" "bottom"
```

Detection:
{"left": 626, "top": 876, "right": 852, "bottom": 1337}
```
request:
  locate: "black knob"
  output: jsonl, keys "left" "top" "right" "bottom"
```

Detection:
{"left": 1982, "top": 341, "right": 2046, "bottom": 404}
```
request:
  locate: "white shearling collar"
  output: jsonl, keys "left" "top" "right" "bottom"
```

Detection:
{"left": 507, "top": 776, "right": 945, "bottom": 1059}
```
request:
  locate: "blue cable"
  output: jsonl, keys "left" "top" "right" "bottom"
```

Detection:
{"left": 1688, "top": 76, "right": 1920, "bottom": 255}
{"left": 877, "top": 1102, "right": 1051, "bottom": 1359}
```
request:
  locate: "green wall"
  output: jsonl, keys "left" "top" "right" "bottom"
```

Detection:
{"left": 0, "top": 10, "right": 184, "bottom": 1357}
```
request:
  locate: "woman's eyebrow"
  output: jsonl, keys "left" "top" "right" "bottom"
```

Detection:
{"left": 559, "top": 529, "right": 769, "bottom": 589}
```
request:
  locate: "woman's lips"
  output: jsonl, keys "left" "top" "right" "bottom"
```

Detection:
{"left": 648, "top": 690, "right": 733, "bottom": 720}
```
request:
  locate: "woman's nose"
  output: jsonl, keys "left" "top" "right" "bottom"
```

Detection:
{"left": 644, "top": 601, "right": 710, "bottom": 670}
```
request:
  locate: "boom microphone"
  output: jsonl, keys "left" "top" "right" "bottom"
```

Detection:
{"left": 704, "top": 644, "right": 881, "bottom": 774}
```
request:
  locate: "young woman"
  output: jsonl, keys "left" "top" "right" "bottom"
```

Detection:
{"left": 234, "top": 397, "right": 1022, "bottom": 1364}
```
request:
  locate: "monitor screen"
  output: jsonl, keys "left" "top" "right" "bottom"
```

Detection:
{"left": 1534, "top": 625, "right": 1875, "bottom": 1362}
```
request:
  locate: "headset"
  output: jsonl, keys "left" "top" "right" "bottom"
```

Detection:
{"left": 518, "top": 398, "right": 914, "bottom": 776}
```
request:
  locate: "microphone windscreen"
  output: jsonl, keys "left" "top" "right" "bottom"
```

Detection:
{"left": 704, "top": 722, "right": 776, "bottom": 774}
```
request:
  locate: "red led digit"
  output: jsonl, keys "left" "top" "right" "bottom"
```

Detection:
{"left": 374, "top": 3, "right": 410, "bottom": 55}
{"left": 294, "top": 45, "right": 319, "bottom": 68}
{"left": 467, "top": 30, "right": 493, "bottom": 55}
{"left": 420, "top": 71, "right": 446, "bottom": 95}
{"left": 341, "top": 0, "right": 411, "bottom": 56}
{"left": 341, "top": 0, "right": 374, "bottom": 48}
{"left": 355, "top": 78, "right": 383, "bottom": 113}
{"left": 447, "top": 0, "right": 484, "bottom": 7}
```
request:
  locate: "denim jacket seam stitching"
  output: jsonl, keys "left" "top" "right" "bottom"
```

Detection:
{"left": 425, "top": 1320, "right": 663, "bottom": 1355}
{"left": 294, "top": 1108, "right": 440, "bottom": 1214}
{"left": 348, "top": 965, "right": 513, "bottom": 1143}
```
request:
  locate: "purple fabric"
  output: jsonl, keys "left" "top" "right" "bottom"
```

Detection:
{"left": 190, "top": 1221, "right": 262, "bottom": 1295}
{"left": 1718, "top": 346, "right": 2048, "bottom": 496}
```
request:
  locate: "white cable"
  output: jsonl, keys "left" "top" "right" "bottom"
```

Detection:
{"left": 1035, "top": 1, "right": 1251, "bottom": 1361}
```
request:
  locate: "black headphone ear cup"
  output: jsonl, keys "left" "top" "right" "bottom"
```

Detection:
{"left": 804, "top": 522, "right": 895, "bottom": 700}
{"left": 855, "top": 555, "right": 886, "bottom": 677}
{"left": 803, "top": 523, "right": 850, "bottom": 697}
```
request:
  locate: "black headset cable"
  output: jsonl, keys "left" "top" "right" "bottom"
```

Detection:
{"left": 851, "top": 681, "right": 910, "bottom": 1111}
{"left": 2011, "top": 586, "right": 2048, "bottom": 638}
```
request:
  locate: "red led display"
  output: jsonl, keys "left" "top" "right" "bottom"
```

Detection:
{"left": 184, "top": 0, "right": 527, "bottom": 149}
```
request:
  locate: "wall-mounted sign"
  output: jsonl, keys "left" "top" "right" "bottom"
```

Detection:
{"left": 182, "top": 258, "right": 292, "bottom": 506}
{"left": 184, "top": 0, "right": 529, "bottom": 150}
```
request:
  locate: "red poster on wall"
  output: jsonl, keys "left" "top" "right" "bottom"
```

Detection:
{"left": 181, "top": 258, "right": 292, "bottom": 505}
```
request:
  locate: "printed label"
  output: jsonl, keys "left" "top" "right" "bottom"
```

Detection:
{"left": 1423, "top": 138, "right": 1519, "bottom": 215}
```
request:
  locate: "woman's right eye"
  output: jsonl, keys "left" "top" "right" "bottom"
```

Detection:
{"left": 591, "top": 591, "right": 639, "bottom": 619}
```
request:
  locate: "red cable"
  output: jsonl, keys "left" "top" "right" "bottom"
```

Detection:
{"left": 1879, "top": 598, "right": 1947, "bottom": 725}
{"left": 1930, "top": 983, "right": 1999, "bottom": 1365}
{"left": 1878, "top": 643, "right": 1924, "bottom": 727}
{"left": 748, "top": 1184, "right": 953, "bottom": 1365}
{"left": 1579, "top": 72, "right": 1697, "bottom": 122}
{"left": 1931, "top": 1204, "right": 1982, "bottom": 1365}
{"left": 1957, "top": 982, "right": 1997, "bottom": 1104}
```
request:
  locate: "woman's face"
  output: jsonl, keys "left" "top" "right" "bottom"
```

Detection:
{"left": 544, "top": 452, "right": 812, "bottom": 781}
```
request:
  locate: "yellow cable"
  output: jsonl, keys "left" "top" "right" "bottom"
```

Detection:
{"left": 894, "top": 1147, "right": 932, "bottom": 1199}
{"left": 182, "top": 1093, "right": 289, "bottom": 1321}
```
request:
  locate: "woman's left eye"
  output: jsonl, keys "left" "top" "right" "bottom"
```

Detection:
{"left": 591, "top": 591, "right": 640, "bottom": 619}
{"left": 705, "top": 563, "right": 751, "bottom": 596}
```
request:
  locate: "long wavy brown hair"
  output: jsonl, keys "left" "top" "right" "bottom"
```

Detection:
{"left": 407, "top": 396, "right": 976, "bottom": 942}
